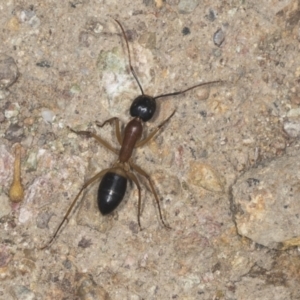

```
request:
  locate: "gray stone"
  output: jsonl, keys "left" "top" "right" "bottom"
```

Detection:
{"left": 0, "top": 54, "right": 18, "bottom": 89}
{"left": 232, "top": 154, "right": 300, "bottom": 249}
{"left": 178, "top": 0, "right": 199, "bottom": 14}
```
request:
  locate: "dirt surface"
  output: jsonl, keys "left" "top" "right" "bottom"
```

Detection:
{"left": 1, "top": 0, "right": 300, "bottom": 299}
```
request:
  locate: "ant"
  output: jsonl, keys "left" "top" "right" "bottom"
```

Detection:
{"left": 41, "top": 19, "right": 221, "bottom": 248}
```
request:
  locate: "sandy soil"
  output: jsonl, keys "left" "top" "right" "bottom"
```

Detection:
{"left": 1, "top": 0, "right": 300, "bottom": 299}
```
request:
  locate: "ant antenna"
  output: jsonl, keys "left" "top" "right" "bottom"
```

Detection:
{"left": 114, "top": 19, "right": 145, "bottom": 95}
{"left": 154, "top": 80, "right": 222, "bottom": 100}
{"left": 114, "top": 19, "right": 223, "bottom": 103}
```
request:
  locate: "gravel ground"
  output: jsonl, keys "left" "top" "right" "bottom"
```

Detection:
{"left": 1, "top": 0, "right": 300, "bottom": 299}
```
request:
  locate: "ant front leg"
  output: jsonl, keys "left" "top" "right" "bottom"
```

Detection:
{"left": 136, "top": 110, "right": 176, "bottom": 148}
{"left": 96, "top": 117, "right": 122, "bottom": 145}
{"left": 67, "top": 126, "right": 118, "bottom": 155}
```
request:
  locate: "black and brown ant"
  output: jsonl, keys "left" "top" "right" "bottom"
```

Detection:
{"left": 41, "top": 19, "right": 221, "bottom": 248}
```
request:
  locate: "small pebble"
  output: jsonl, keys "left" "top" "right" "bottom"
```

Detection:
{"left": 138, "top": 32, "right": 156, "bottom": 49}
{"left": 10, "top": 285, "right": 36, "bottom": 300}
{"left": 36, "top": 61, "right": 51, "bottom": 68}
{"left": 0, "top": 54, "right": 19, "bottom": 89}
{"left": 182, "top": 26, "right": 191, "bottom": 35}
{"left": 26, "top": 151, "right": 38, "bottom": 171}
{"left": 195, "top": 86, "right": 210, "bottom": 101}
{"left": 0, "top": 265, "right": 12, "bottom": 280}
{"left": 207, "top": 8, "right": 217, "bottom": 21}
{"left": 36, "top": 211, "right": 54, "bottom": 229}
{"left": 77, "top": 274, "right": 110, "bottom": 300}
{"left": 6, "top": 17, "right": 20, "bottom": 31}
{"left": 78, "top": 237, "right": 93, "bottom": 248}
{"left": 85, "top": 19, "right": 104, "bottom": 34}
{"left": 283, "top": 120, "right": 300, "bottom": 138}
{"left": 188, "top": 162, "right": 225, "bottom": 193}
{"left": 41, "top": 110, "right": 56, "bottom": 124}
{"left": 69, "top": 84, "right": 81, "bottom": 95}
{"left": 4, "top": 102, "right": 20, "bottom": 119}
{"left": 155, "top": 0, "right": 164, "bottom": 8}
{"left": 213, "top": 28, "right": 225, "bottom": 47}
{"left": 17, "top": 9, "right": 35, "bottom": 23}
{"left": 178, "top": 0, "right": 199, "bottom": 14}
{"left": 23, "top": 117, "right": 35, "bottom": 126}
{"left": 17, "top": 258, "right": 36, "bottom": 275}
{"left": 28, "top": 15, "right": 40, "bottom": 28}
{"left": 5, "top": 123, "right": 24, "bottom": 142}
{"left": 230, "top": 255, "right": 252, "bottom": 281}
{"left": 212, "top": 48, "right": 222, "bottom": 57}
{"left": 287, "top": 107, "right": 300, "bottom": 117}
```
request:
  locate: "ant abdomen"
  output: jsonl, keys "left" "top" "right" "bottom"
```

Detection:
{"left": 98, "top": 170, "right": 127, "bottom": 215}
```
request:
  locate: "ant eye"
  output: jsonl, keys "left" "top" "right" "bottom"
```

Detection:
{"left": 130, "top": 95, "right": 156, "bottom": 122}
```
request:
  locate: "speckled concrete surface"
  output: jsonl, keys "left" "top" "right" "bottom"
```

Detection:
{"left": 1, "top": 0, "right": 300, "bottom": 299}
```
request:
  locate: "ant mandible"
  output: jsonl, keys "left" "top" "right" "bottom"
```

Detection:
{"left": 41, "top": 19, "right": 221, "bottom": 248}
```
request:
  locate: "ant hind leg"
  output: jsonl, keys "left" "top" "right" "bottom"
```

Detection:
{"left": 125, "top": 171, "right": 143, "bottom": 229}
{"left": 40, "top": 168, "right": 110, "bottom": 249}
{"left": 130, "top": 162, "right": 171, "bottom": 229}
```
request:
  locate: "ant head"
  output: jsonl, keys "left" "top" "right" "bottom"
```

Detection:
{"left": 130, "top": 95, "right": 156, "bottom": 122}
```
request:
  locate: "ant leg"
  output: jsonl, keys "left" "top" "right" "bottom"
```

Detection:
{"left": 96, "top": 117, "right": 122, "bottom": 145}
{"left": 136, "top": 110, "right": 176, "bottom": 148}
{"left": 125, "top": 171, "right": 142, "bottom": 229}
{"left": 67, "top": 126, "right": 118, "bottom": 155}
{"left": 40, "top": 168, "right": 110, "bottom": 249}
{"left": 130, "top": 161, "right": 171, "bottom": 229}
